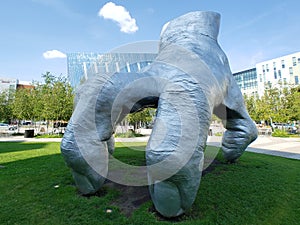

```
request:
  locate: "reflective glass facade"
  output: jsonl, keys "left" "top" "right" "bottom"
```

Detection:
{"left": 233, "top": 68, "right": 258, "bottom": 96}
{"left": 67, "top": 52, "right": 157, "bottom": 89}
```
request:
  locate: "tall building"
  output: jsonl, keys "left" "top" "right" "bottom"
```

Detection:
{"left": 233, "top": 51, "right": 300, "bottom": 97}
{"left": 256, "top": 52, "right": 300, "bottom": 96}
{"left": 67, "top": 52, "right": 158, "bottom": 89}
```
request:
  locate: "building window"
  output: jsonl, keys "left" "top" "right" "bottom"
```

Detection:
{"left": 289, "top": 67, "right": 293, "bottom": 75}
{"left": 262, "top": 65, "right": 265, "bottom": 73}
{"left": 259, "top": 74, "right": 263, "bottom": 82}
{"left": 278, "top": 70, "right": 282, "bottom": 79}
{"left": 129, "top": 63, "right": 139, "bottom": 72}
{"left": 292, "top": 57, "right": 297, "bottom": 66}
{"left": 295, "top": 76, "right": 299, "bottom": 85}
{"left": 266, "top": 64, "right": 269, "bottom": 72}
{"left": 281, "top": 60, "right": 285, "bottom": 69}
{"left": 298, "top": 58, "right": 300, "bottom": 64}
{"left": 273, "top": 62, "right": 276, "bottom": 70}
{"left": 274, "top": 70, "right": 277, "bottom": 79}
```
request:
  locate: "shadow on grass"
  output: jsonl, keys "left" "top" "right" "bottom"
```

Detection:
{"left": 0, "top": 142, "right": 50, "bottom": 154}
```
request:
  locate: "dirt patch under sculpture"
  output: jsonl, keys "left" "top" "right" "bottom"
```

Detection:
{"left": 88, "top": 159, "right": 222, "bottom": 217}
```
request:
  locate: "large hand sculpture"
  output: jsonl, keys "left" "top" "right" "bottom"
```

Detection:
{"left": 61, "top": 11, "right": 258, "bottom": 218}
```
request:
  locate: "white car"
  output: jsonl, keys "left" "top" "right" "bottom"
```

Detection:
{"left": 0, "top": 123, "right": 17, "bottom": 131}
{"left": 0, "top": 123, "right": 9, "bottom": 130}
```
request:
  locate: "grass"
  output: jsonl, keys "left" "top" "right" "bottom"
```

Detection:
{"left": 35, "top": 133, "right": 64, "bottom": 138}
{"left": 0, "top": 142, "right": 299, "bottom": 224}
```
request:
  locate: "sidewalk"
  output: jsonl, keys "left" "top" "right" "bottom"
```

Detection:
{"left": 0, "top": 135, "right": 299, "bottom": 160}
{"left": 207, "top": 136, "right": 300, "bottom": 160}
{"left": 247, "top": 136, "right": 300, "bottom": 160}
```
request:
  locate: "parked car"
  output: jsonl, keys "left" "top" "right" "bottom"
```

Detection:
{"left": 271, "top": 123, "right": 292, "bottom": 130}
{"left": 0, "top": 123, "right": 18, "bottom": 131}
{"left": 0, "top": 123, "right": 9, "bottom": 128}
{"left": 8, "top": 125, "right": 17, "bottom": 131}
{"left": 22, "top": 121, "right": 32, "bottom": 125}
{"left": 53, "top": 121, "right": 68, "bottom": 128}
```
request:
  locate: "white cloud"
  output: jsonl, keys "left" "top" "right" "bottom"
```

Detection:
{"left": 98, "top": 2, "right": 138, "bottom": 34}
{"left": 43, "top": 50, "right": 66, "bottom": 59}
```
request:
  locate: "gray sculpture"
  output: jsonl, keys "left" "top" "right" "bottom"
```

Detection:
{"left": 61, "top": 11, "right": 258, "bottom": 218}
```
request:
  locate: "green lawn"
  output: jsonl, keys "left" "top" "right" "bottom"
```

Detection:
{"left": 0, "top": 142, "right": 299, "bottom": 225}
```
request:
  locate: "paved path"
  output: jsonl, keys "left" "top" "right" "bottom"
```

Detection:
{"left": 207, "top": 136, "right": 300, "bottom": 160}
{"left": 1, "top": 135, "right": 299, "bottom": 160}
{"left": 247, "top": 136, "right": 300, "bottom": 160}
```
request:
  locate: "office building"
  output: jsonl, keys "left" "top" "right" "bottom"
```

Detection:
{"left": 232, "top": 68, "right": 258, "bottom": 96}
{"left": 256, "top": 52, "right": 300, "bottom": 96}
{"left": 233, "top": 51, "right": 300, "bottom": 97}
{"left": 67, "top": 52, "right": 158, "bottom": 89}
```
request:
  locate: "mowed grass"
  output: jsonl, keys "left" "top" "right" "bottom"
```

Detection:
{"left": 0, "top": 142, "right": 299, "bottom": 225}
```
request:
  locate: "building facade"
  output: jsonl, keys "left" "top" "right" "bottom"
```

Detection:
{"left": 67, "top": 52, "right": 158, "bottom": 89}
{"left": 0, "top": 77, "right": 18, "bottom": 93}
{"left": 256, "top": 52, "right": 300, "bottom": 96}
{"left": 233, "top": 51, "right": 300, "bottom": 97}
{"left": 232, "top": 68, "right": 258, "bottom": 96}
{"left": 67, "top": 51, "right": 299, "bottom": 96}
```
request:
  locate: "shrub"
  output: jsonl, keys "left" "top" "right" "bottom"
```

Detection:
{"left": 114, "top": 130, "right": 144, "bottom": 138}
{"left": 272, "top": 129, "right": 289, "bottom": 137}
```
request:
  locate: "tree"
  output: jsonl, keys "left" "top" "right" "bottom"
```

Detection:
{"left": 244, "top": 94, "right": 259, "bottom": 122}
{"left": 285, "top": 86, "right": 300, "bottom": 121}
{"left": 11, "top": 72, "right": 74, "bottom": 129}
{"left": 0, "top": 90, "right": 13, "bottom": 123}
{"left": 38, "top": 72, "right": 74, "bottom": 133}
{"left": 243, "top": 83, "right": 300, "bottom": 125}
{"left": 11, "top": 88, "right": 35, "bottom": 123}
{"left": 127, "top": 108, "right": 155, "bottom": 132}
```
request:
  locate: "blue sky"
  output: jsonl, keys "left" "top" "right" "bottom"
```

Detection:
{"left": 1, "top": 0, "right": 300, "bottom": 82}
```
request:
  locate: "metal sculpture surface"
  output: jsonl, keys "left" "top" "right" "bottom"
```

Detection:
{"left": 61, "top": 11, "right": 258, "bottom": 218}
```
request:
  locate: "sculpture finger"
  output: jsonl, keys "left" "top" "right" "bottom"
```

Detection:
{"left": 222, "top": 113, "right": 258, "bottom": 162}
{"left": 220, "top": 81, "right": 258, "bottom": 162}
{"left": 146, "top": 88, "right": 211, "bottom": 217}
{"left": 61, "top": 120, "right": 109, "bottom": 194}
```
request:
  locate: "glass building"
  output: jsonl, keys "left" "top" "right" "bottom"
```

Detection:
{"left": 67, "top": 52, "right": 158, "bottom": 89}
{"left": 233, "top": 68, "right": 258, "bottom": 96}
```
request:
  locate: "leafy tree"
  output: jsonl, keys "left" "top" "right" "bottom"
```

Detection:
{"left": 244, "top": 94, "right": 258, "bottom": 122}
{"left": 11, "top": 88, "right": 35, "bottom": 123}
{"left": 286, "top": 86, "right": 300, "bottom": 121}
{"left": 0, "top": 90, "right": 13, "bottom": 123}
{"left": 243, "top": 83, "right": 300, "bottom": 125}
{"left": 11, "top": 72, "right": 74, "bottom": 127}
{"left": 38, "top": 72, "right": 74, "bottom": 132}
{"left": 127, "top": 108, "right": 155, "bottom": 132}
